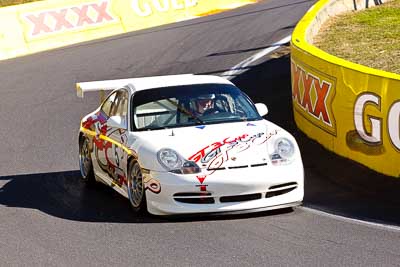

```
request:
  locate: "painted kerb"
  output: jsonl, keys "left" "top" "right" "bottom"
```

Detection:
{"left": 291, "top": 0, "right": 400, "bottom": 177}
{"left": 0, "top": 0, "right": 257, "bottom": 60}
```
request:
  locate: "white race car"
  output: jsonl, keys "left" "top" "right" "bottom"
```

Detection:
{"left": 77, "top": 74, "right": 304, "bottom": 215}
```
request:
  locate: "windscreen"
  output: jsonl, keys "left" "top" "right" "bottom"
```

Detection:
{"left": 131, "top": 83, "right": 261, "bottom": 131}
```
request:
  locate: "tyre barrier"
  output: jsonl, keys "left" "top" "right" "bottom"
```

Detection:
{"left": 0, "top": 0, "right": 257, "bottom": 60}
{"left": 291, "top": 0, "right": 400, "bottom": 177}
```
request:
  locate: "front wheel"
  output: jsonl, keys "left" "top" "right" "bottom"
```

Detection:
{"left": 79, "top": 137, "right": 95, "bottom": 185}
{"left": 127, "top": 160, "right": 147, "bottom": 213}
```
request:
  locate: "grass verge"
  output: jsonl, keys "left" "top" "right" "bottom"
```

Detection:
{"left": 313, "top": 0, "right": 400, "bottom": 74}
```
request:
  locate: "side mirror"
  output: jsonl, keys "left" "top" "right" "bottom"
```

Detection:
{"left": 255, "top": 103, "right": 268, "bottom": 117}
{"left": 108, "top": 115, "right": 126, "bottom": 129}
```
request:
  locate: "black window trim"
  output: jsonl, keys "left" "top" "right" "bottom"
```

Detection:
{"left": 99, "top": 88, "right": 130, "bottom": 129}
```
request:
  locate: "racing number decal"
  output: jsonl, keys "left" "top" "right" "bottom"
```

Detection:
{"left": 82, "top": 112, "right": 127, "bottom": 187}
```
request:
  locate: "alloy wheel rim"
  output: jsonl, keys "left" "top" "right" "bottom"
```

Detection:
{"left": 79, "top": 139, "right": 91, "bottom": 178}
{"left": 128, "top": 164, "right": 144, "bottom": 208}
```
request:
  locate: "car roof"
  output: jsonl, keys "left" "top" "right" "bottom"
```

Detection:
{"left": 76, "top": 74, "right": 234, "bottom": 98}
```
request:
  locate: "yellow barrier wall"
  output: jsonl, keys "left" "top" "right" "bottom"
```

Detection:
{"left": 0, "top": 0, "right": 256, "bottom": 60}
{"left": 291, "top": 0, "right": 400, "bottom": 177}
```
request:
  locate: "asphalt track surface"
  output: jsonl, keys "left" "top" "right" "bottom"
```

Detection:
{"left": 1, "top": 0, "right": 400, "bottom": 266}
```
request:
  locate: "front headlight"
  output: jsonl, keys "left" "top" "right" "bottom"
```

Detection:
{"left": 275, "top": 138, "right": 295, "bottom": 159}
{"left": 157, "top": 148, "right": 201, "bottom": 174}
{"left": 158, "top": 148, "right": 182, "bottom": 170}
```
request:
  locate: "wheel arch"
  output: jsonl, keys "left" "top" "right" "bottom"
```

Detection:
{"left": 79, "top": 132, "right": 93, "bottom": 150}
{"left": 79, "top": 132, "right": 85, "bottom": 147}
{"left": 127, "top": 154, "right": 139, "bottom": 168}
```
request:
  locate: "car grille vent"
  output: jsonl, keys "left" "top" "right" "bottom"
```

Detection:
{"left": 174, "top": 197, "right": 215, "bottom": 204}
{"left": 250, "top": 163, "right": 268, "bottom": 167}
{"left": 269, "top": 182, "right": 298, "bottom": 190}
{"left": 227, "top": 165, "right": 248, "bottom": 169}
{"left": 266, "top": 182, "right": 298, "bottom": 198}
{"left": 173, "top": 192, "right": 211, "bottom": 197}
{"left": 173, "top": 192, "right": 215, "bottom": 204}
{"left": 207, "top": 163, "right": 267, "bottom": 172}
{"left": 265, "top": 188, "right": 295, "bottom": 198}
{"left": 220, "top": 193, "right": 262, "bottom": 203}
{"left": 173, "top": 183, "right": 298, "bottom": 205}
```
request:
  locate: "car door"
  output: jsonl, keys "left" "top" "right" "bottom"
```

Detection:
{"left": 106, "top": 89, "right": 129, "bottom": 186}
{"left": 91, "top": 91, "right": 117, "bottom": 177}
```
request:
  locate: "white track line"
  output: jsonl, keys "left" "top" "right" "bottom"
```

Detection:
{"left": 222, "top": 34, "right": 292, "bottom": 80}
{"left": 300, "top": 206, "right": 400, "bottom": 232}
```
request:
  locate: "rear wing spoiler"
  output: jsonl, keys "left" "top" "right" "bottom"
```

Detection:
{"left": 76, "top": 78, "right": 138, "bottom": 98}
{"left": 76, "top": 74, "right": 195, "bottom": 101}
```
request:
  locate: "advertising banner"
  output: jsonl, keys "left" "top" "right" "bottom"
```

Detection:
{"left": 291, "top": 0, "right": 400, "bottom": 177}
{"left": 0, "top": 0, "right": 256, "bottom": 60}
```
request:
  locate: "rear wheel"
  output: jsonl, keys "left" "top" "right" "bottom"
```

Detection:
{"left": 127, "top": 160, "right": 147, "bottom": 213}
{"left": 79, "top": 137, "right": 95, "bottom": 185}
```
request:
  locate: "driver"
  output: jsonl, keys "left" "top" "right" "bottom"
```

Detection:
{"left": 194, "top": 94, "right": 216, "bottom": 115}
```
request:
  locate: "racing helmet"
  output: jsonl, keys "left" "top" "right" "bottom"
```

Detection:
{"left": 197, "top": 93, "right": 215, "bottom": 100}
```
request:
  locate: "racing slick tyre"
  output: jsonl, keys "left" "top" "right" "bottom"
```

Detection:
{"left": 127, "top": 160, "right": 147, "bottom": 213}
{"left": 79, "top": 137, "right": 96, "bottom": 185}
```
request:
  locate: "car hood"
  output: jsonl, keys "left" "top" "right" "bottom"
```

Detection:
{"left": 130, "top": 120, "right": 290, "bottom": 171}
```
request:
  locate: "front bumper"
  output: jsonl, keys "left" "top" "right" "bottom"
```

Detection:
{"left": 145, "top": 162, "right": 304, "bottom": 216}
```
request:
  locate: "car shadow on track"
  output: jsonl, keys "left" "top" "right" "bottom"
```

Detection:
{"left": 0, "top": 171, "right": 295, "bottom": 223}
{"left": 230, "top": 51, "right": 400, "bottom": 227}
